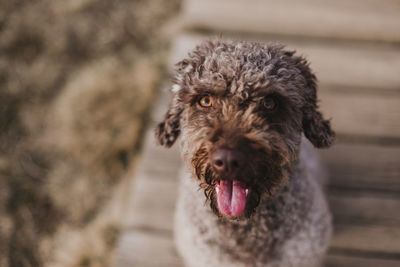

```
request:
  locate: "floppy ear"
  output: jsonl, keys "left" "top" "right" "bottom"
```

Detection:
{"left": 297, "top": 58, "right": 335, "bottom": 148}
{"left": 155, "top": 92, "right": 183, "bottom": 148}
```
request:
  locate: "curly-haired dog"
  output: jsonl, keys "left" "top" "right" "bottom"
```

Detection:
{"left": 156, "top": 40, "right": 334, "bottom": 267}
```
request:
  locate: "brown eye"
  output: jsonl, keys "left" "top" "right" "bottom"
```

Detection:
{"left": 199, "top": 96, "right": 213, "bottom": 107}
{"left": 263, "top": 97, "right": 276, "bottom": 110}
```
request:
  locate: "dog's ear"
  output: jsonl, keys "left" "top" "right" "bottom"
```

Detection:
{"left": 296, "top": 57, "right": 335, "bottom": 148}
{"left": 156, "top": 55, "right": 195, "bottom": 147}
{"left": 155, "top": 90, "right": 183, "bottom": 148}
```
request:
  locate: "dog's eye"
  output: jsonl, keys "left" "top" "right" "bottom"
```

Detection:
{"left": 263, "top": 97, "right": 276, "bottom": 110}
{"left": 199, "top": 96, "right": 213, "bottom": 107}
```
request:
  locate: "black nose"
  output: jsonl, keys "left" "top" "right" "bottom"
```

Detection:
{"left": 211, "top": 148, "right": 243, "bottom": 174}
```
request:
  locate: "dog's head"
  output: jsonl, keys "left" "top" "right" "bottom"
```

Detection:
{"left": 156, "top": 40, "right": 334, "bottom": 219}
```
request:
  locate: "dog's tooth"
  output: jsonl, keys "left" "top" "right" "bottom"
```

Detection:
{"left": 245, "top": 189, "right": 249, "bottom": 196}
{"left": 216, "top": 186, "right": 219, "bottom": 194}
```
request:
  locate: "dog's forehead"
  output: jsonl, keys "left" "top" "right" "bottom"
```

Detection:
{"left": 175, "top": 41, "right": 299, "bottom": 98}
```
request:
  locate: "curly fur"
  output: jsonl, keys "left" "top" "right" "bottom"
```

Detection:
{"left": 156, "top": 40, "right": 334, "bottom": 267}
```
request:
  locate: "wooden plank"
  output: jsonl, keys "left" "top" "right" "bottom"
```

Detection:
{"left": 321, "top": 143, "right": 400, "bottom": 192}
{"left": 115, "top": 230, "right": 184, "bottom": 267}
{"left": 124, "top": 175, "right": 178, "bottom": 232}
{"left": 325, "top": 254, "right": 400, "bottom": 267}
{"left": 291, "top": 42, "right": 400, "bottom": 92}
{"left": 182, "top": 0, "right": 400, "bottom": 43}
{"left": 170, "top": 34, "right": 400, "bottom": 92}
{"left": 331, "top": 224, "right": 400, "bottom": 254}
{"left": 328, "top": 193, "right": 400, "bottom": 226}
{"left": 320, "top": 92, "right": 400, "bottom": 138}
{"left": 140, "top": 142, "right": 181, "bottom": 179}
{"left": 136, "top": 129, "right": 182, "bottom": 180}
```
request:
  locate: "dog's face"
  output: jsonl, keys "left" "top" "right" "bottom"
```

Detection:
{"left": 156, "top": 40, "right": 334, "bottom": 220}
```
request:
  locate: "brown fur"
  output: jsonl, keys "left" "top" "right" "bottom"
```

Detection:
{"left": 156, "top": 40, "right": 334, "bottom": 218}
{"left": 156, "top": 40, "right": 334, "bottom": 266}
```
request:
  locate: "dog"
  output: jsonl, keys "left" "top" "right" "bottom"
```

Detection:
{"left": 155, "top": 40, "right": 334, "bottom": 267}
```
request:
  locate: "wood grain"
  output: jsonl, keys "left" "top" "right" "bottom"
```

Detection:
{"left": 321, "top": 143, "right": 400, "bottom": 192}
{"left": 328, "top": 193, "right": 400, "bottom": 225}
{"left": 183, "top": 0, "right": 400, "bottom": 43}
{"left": 124, "top": 173, "right": 179, "bottom": 232}
{"left": 331, "top": 224, "right": 400, "bottom": 254}
{"left": 320, "top": 92, "right": 400, "bottom": 138}
{"left": 115, "top": 230, "right": 184, "bottom": 267}
{"left": 325, "top": 254, "right": 400, "bottom": 267}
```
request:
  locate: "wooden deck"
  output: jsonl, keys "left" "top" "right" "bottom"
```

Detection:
{"left": 115, "top": 1, "right": 400, "bottom": 266}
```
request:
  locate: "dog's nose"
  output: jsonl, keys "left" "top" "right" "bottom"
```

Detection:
{"left": 211, "top": 148, "right": 243, "bottom": 174}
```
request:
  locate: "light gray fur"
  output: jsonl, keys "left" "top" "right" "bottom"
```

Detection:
{"left": 174, "top": 137, "right": 331, "bottom": 267}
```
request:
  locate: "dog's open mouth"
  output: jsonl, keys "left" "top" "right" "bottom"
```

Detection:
{"left": 215, "top": 180, "right": 250, "bottom": 216}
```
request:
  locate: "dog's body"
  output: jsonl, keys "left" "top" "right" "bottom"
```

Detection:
{"left": 156, "top": 40, "right": 334, "bottom": 267}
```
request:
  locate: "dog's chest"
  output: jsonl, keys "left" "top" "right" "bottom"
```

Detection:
{"left": 174, "top": 170, "right": 311, "bottom": 266}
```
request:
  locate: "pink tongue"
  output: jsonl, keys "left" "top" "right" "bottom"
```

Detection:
{"left": 216, "top": 180, "right": 247, "bottom": 216}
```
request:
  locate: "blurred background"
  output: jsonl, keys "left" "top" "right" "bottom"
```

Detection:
{"left": 0, "top": 0, "right": 399, "bottom": 267}
{"left": 0, "top": 0, "right": 181, "bottom": 266}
